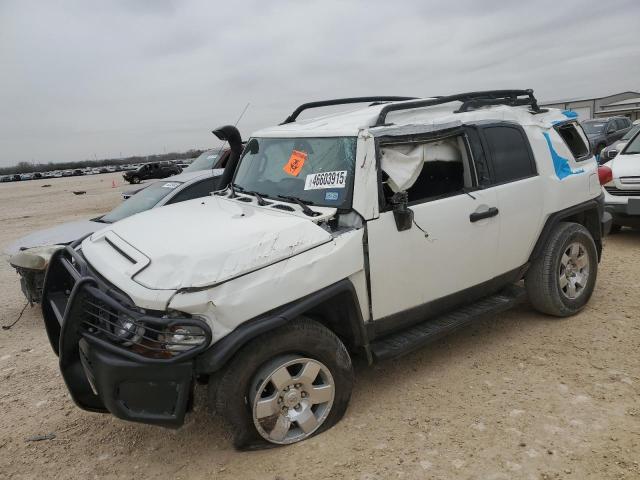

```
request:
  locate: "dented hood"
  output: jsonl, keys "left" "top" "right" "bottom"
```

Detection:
{"left": 82, "top": 196, "right": 333, "bottom": 291}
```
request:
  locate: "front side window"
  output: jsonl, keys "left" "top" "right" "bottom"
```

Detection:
{"left": 380, "top": 134, "right": 474, "bottom": 204}
{"left": 622, "top": 131, "right": 640, "bottom": 155}
{"left": 167, "top": 179, "right": 217, "bottom": 204}
{"left": 483, "top": 126, "right": 536, "bottom": 183}
{"left": 233, "top": 137, "right": 357, "bottom": 208}
{"left": 100, "top": 181, "right": 183, "bottom": 223}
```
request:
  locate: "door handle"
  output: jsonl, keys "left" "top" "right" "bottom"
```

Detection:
{"left": 470, "top": 207, "right": 499, "bottom": 223}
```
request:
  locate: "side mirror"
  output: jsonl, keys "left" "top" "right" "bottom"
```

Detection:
{"left": 390, "top": 191, "right": 413, "bottom": 232}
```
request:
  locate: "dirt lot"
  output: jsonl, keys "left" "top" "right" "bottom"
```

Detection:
{"left": 0, "top": 173, "right": 638, "bottom": 480}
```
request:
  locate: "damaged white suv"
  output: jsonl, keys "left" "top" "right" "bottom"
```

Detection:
{"left": 42, "top": 90, "right": 610, "bottom": 449}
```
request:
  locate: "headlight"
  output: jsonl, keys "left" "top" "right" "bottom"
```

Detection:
{"left": 160, "top": 325, "right": 207, "bottom": 353}
{"left": 112, "top": 314, "right": 145, "bottom": 346}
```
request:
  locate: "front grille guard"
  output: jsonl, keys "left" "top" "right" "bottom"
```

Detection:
{"left": 41, "top": 241, "right": 212, "bottom": 365}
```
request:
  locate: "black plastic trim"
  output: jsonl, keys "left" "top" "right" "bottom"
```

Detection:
{"left": 374, "top": 89, "right": 541, "bottom": 127}
{"left": 282, "top": 97, "right": 418, "bottom": 124}
{"left": 529, "top": 193, "right": 606, "bottom": 262}
{"left": 195, "top": 279, "right": 367, "bottom": 374}
{"left": 371, "top": 265, "right": 526, "bottom": 339}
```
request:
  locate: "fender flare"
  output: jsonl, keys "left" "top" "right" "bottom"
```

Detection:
{"left": 529, "top": 193, "right": 605, "bottom": 262}
{"left": 195, "top": 279, "right": 368, "bottom": 374}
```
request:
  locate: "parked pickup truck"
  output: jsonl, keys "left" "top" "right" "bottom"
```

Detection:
{"left": 122, "top": 162, "right": 181, "bottom": 184}
{"left": 42, "top": 90, "right": 610, "bottom": 449}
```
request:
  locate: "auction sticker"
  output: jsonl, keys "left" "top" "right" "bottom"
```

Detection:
{"left": 283, "top": 150, "right": 307, "bottom": 176}
{"left": 304, "top": 170, "right": 347, "bottom": 190}
{"left": 162, "top": 182, "right": 180, "bottom": 189}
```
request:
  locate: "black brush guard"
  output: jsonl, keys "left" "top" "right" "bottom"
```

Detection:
{"left": 41, "top": 242, "right": 212, "bottom": 427}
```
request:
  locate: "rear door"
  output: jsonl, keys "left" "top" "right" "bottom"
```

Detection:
{"left": 478, "top": 123, "right": 543, "bottom": 275}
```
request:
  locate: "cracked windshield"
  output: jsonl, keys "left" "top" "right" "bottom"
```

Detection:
{"left": 232, "top": 137, "right": 357, "bottom": 208}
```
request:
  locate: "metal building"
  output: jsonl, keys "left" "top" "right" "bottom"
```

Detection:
{"left": 541, "top": 91, "right": 640, "bottom": 122}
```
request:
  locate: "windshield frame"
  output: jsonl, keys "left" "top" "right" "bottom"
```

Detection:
{"left": 231, "top": 136, "right": 358, "bottom": 210}
{"left": 621, "top": 124, "right": 640, "bottom": 141}
{"left": 621, "top": 129, "right": 640, "bottom": 155}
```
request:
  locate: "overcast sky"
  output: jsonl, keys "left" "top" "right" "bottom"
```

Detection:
{"left": 1, "top": 0, "right": 639, "bottom": 166}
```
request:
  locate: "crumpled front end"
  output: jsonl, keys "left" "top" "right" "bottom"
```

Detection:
{"left": 41, "top": 244, "right": 211, "bottom": 427}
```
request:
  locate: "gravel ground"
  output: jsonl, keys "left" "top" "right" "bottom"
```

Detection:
{"left": 0, "top": 173, "right": 638, "bottom": 480}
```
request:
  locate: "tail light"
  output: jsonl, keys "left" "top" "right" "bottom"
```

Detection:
{"left": 598, "top": 165, "right": 613, "bottom": 185}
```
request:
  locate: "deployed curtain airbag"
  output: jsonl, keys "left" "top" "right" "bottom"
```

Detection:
{"left": 381, "top": 140, "right": 461, "bottom": 192}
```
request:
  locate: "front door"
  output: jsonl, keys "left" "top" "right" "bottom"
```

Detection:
{"left": 367, "top": 130, "right": 501, "bottom": 330}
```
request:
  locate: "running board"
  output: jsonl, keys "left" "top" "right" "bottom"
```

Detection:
{"left": 370, "top": 285, "right": 526, "bottom": 361}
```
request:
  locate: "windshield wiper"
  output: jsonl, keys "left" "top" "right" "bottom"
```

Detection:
{"left": 229, "top": 182, "right": 244, "bottom": 198}
{"left": 277, "top": 195, "right": 321, "bottom": 217}
{"left": 231, "top": 183, "right": 270, "bottom": 205}
{"left": 245, "top": 190, "right": 270, "bottom": 206}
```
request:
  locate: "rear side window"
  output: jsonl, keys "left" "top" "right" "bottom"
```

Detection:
{"left": 556, "top": 123, "right": 590, "bottom": 161}
{"left": 483, "top": 126, "right": 536, "bottom": 183}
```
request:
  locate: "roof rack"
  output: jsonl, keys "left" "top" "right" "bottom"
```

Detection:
{"left": 281, "top": 96, "right": 418, "bottom": 124}
{"left": 373, "top": 89, "right": 543, "bottom": 127}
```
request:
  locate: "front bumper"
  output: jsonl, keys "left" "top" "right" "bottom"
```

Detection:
{"left": 605, "top": 202, "right": 640, "bottom": 227}
{"left": 41, "top": 244, "right": 211, "bottom": 428}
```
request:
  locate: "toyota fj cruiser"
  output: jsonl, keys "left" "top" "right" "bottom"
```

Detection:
{"left": 42, "top": 90, "right": 611, "bottom": 449}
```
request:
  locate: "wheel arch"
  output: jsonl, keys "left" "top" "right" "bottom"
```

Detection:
{"left": 529, "top": 194, "right": 604, "bottom": 263}
{"left": 195, "top": 279, "right": 368, "bottom": 375}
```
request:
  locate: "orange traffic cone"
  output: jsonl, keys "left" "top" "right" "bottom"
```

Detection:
{"left": 112, "top": 180, "right": 116, "bottom": 188}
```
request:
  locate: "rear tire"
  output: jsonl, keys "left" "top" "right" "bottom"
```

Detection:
{"left": 212, "top": 317, "right": 354, "bottom": 450}
{"left": 525, "top": 222, "right": 597, "bottom": 317}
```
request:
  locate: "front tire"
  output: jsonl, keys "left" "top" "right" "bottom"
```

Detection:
{"left": 131, "top": 176, "right": 140, "bottom": 184}
{"left": 526, "top": 222, "right": 598, "bottom": 317}
{"left": 212, "top": 317, "right": 354, "bottom": 450}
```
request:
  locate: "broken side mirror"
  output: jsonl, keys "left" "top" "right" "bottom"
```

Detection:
{"left": 390, "top": 191, "right": 413, "bottom": 232}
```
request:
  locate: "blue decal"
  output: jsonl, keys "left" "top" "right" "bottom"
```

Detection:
{"left": 562, "top": 110, "right": 578, "bottom": 119}
{"left": 325, "top": 191, "right": 339, "bottom": 201}
{"left": 543, "top": 132, "right": 584, "bottom": 180}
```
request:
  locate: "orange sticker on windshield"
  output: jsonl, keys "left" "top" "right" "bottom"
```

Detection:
{"left": 283, "top": 150, "right": 307, "bottom": 176}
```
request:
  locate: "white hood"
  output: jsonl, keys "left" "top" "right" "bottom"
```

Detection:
{"left": 611, "top": 152, "right": 640, "bottom": 180}
{"left": 82, "top": 196, "right": 334, "bottom": 291}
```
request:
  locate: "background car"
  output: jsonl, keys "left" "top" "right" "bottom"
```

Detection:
{"left": 600, "top": 123, "right": 640, "bottom": 163}
{"left": 602, "top": 128, "right": 640, "bottom": 233}
{"left": 6, "top": 168, "right": 224, "bottom": 304}
{"left": 121, "top": 148, "right": 231, "bottom": 199}
{"left": 581, "top": 116, "right": 633, "bottom": 155}
{"left": 122, "top": 161, "right": 181, "bottom": 184}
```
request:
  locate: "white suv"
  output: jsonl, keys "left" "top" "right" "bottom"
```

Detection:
{"left": 41, "top": 90, "right": 610, "bottom": 449}
{"left": 601, "top": 127, "right": 640, "bottom": 232}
